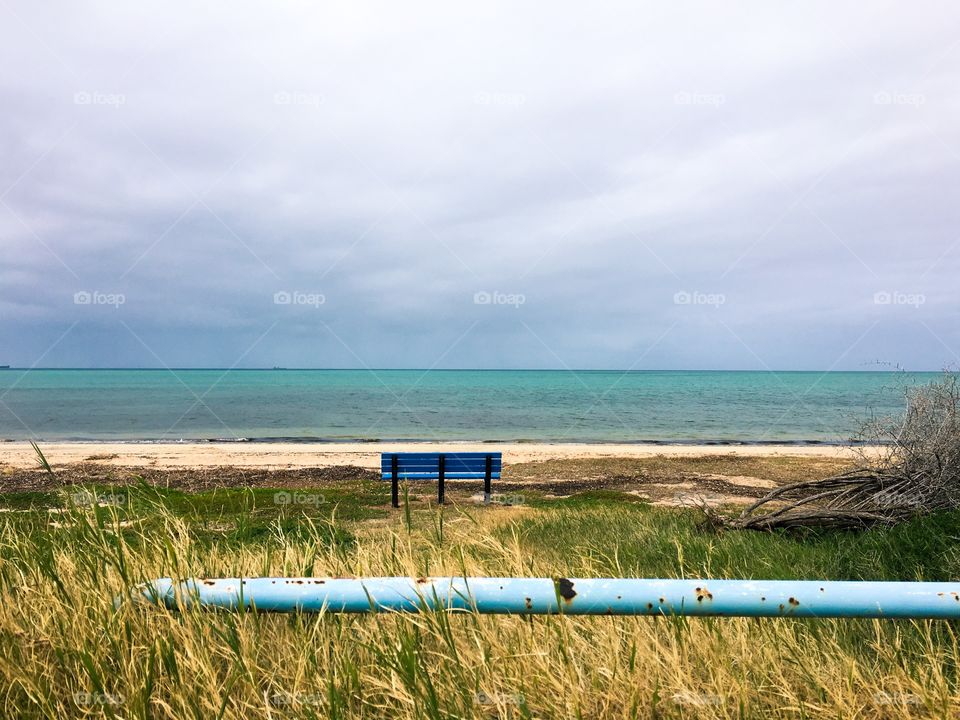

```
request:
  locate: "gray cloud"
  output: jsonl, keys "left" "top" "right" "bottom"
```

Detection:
{"left": 1, "top": 1, "right": 959, "bottom": 370}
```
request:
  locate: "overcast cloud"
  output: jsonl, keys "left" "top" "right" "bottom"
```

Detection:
{"left": 1, "top": 1, "right": 958, "bottom": 370}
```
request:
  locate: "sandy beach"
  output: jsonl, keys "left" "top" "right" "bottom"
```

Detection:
{"left": 0, "top": 441, "right": 856, "bottom": 470}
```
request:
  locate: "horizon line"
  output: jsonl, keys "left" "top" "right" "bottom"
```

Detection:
{"left": 0, "top": 367, "right": 940, "bottom": 373}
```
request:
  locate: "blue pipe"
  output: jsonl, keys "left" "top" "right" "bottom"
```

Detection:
{"left": 132, "top": 577, "right": 960, "bottom": 618}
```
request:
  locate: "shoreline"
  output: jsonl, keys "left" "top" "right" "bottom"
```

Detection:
{"left": 0, "top": 437, "right": 858, "bottom": 446}
{"left": 0, "top": 441, "right": 860, "bottom": 470}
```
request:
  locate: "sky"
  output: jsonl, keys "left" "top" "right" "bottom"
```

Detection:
{"left": 1, "top": 1, "right": 958, "bottom": 370}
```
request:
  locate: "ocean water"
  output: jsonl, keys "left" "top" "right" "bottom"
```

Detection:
{"left": 0, "top": 369, "right": 937, "bottom": 444}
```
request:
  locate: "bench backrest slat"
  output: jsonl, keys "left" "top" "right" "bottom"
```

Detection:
{"left": 381, "top": 452, "right": 502, "bottom": 480}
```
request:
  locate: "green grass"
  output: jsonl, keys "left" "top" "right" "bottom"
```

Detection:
{"left": 1, "top": 483, "right": 959, "bottom": 718}
{"left": 506, "top": 491, "right": 960, "bottom": 581}
{"left": 0, "top": 482, "right": 388, "bottom": 546}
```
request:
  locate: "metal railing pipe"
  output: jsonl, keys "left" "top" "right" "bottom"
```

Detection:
{"left": 131, "top": 577, "right": 960, "bottom": 618}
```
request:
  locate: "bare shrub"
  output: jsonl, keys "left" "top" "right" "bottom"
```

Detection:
{"left": 730, "top": 372, "right": 960, "bottom": 531}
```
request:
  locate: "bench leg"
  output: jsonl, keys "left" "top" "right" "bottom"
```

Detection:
{"left": 391, "top": 455, "right": 399, "bottom": 508}
{"left": 438, "top": 454, "right": 445, "bottom": 505}
{"left": 484, "top": 454, "right": 492, "bottom": 504}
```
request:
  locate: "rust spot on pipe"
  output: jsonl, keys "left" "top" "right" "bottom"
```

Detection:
{"left": 202, "top": 580, "right": 216, "bottom": 586}
{"left": 659, "top": 597, "right": 665, "bottom": 604}
{"left": 416, "top": 577, "right": 429, "bottom": 584}
{"left": 524, "top": 597, "right": 533, "bottom": 610}
{"left": 646, "top": 602, "right": 654, "bottom": 610}
{"left": 788, "top": 597, "right": 800, "bottom": 607}
{"left": 695, "top": 586, "right": 713, "bottom": 602}
{"left": 761, "top": 596, "right": 766, "bottom": 601}
{"left": 555, "top": 578, "right": 577, "bottom": 603}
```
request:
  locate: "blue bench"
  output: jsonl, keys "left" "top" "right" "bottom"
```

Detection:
{"left": 381, "top": 452, "right": 502, "bottom": 507}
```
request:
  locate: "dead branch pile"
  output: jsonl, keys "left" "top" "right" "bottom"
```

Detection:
{"left": 729, "top": 373, "right": 960, "bottom": 531}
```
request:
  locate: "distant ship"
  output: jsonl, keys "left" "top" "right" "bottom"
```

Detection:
{"left": 0, "top": 365, "right": 9, "bottom": 369}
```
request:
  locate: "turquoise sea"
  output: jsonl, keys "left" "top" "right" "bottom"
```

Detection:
{"left": 0, "top": 369, "right": 937, "bottom": 444}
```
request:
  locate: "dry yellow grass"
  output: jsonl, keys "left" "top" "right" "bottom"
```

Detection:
{"left": 0, "top": 473, "right": 958, "bottom": 718}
